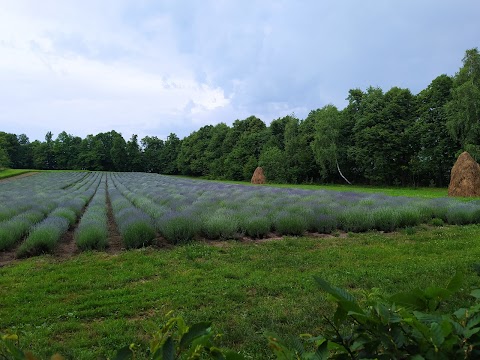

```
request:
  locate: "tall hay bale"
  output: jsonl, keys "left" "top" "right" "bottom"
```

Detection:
{"left": 448, "top": 151, "right": 480, "bottom": 197}
{"left": 251, "top": 167, "right": 266, "bottom": 184}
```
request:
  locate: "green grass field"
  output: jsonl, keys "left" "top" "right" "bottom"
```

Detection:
{"left": 1, "top": 224, "right": 480, "bottom": 359}
{"left": 0, "top": 169, "right": 34, "bottom": 180}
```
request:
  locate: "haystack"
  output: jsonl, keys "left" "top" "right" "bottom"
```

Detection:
{"left": 448, "top": 151, "right": 480, "bottom": 197}
{"left": 251, "top": 167, "right": 266, "bottom": 184}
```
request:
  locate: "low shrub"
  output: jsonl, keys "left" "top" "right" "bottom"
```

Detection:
{"left": 371, "top": 207, "right": 398, "bottom": 232}
{"left": 17, "top": 216, "right": 69, "bottom": 257}
{"left": 242, "top": 216, "right": 271, "bottom": 238}
{"left": 0, "top": 210, "right": 44, "bottom": 251}
{"left": 337, "top": 209, "right": 374, "bottom": 232}
{"left": 50, "top": 207, "right": 77, "bottom": 226}
{"left": 122, "top": 219, "right": 156, "bottom": 249}
{"left": 157, "top": 215, "right": 200, "bottom": 244}
{"left": 202, "top": 212, "right": 239, "bottom": 240}
{"left": 274, "top": 212, "right": 308, "bottom": 236}
{"left": 75, "top": 222, "right": 108, "bottom": 250}
{"left": 430, "top": 217, "right": 445, "bottom": 226}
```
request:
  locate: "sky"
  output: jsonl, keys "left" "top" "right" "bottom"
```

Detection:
{"left": 0, "top": 0, "right": 479, "bottom": 142}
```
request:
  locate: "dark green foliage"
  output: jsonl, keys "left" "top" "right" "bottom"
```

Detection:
{"left": 269, "top": 274, "right": 480, "bottom": 359}
{"left": 124, "top": 316, "right": 245, "bottom": 360}
{"left": 430, "top": 217, "right": 445, "bottom": 226}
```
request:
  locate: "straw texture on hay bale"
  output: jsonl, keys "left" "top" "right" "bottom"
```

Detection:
{"left": 251, "top": 167, "right": 266, "bottom": 184}
{"left": 448, "top": 151, "right": 480, "bottom": 197}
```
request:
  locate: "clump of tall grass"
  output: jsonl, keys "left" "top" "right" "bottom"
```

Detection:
{"left": 17, "top": 216, "right": 70, "bottom": 257}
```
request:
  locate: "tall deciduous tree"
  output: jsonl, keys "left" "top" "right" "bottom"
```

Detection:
{"left": 412, "top": 74, "right": 457, "bottom": 186}
{"left": 110, "top": 134, "right": 129, "bottom": 172}
{"left": 311, "top": 105, "right": 350, "bottom": 183}
{"left": 446, "top": 48, "right": 480, "bottom": 159}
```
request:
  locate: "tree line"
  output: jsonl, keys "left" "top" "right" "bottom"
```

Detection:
{"left": 1, "top": 48, "right": 479, "bottom": 187}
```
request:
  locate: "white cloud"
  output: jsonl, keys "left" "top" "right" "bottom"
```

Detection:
{"left": 0, "top": 1, "right": 231, "bottom": 141}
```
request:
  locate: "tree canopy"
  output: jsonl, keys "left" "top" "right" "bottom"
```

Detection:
{"left": 1, "top": 48, "right": 478, "bottom": 187}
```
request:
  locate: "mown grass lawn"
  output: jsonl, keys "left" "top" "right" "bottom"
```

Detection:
{"left": 0, "top": 169, "right": 34, "bottom": 180}
{"left": 1, "top": 225, "right": 480, "bottom": 359}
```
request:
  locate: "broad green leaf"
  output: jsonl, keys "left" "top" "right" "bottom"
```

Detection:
{"left": 314, "top": 277, "right": 356, "bottom": 302}
{"left": 390, "top": 290, "right": 426, "bottom": 310}
{"left": 338, "top": 300, "right": 365, "bottom": 316}
{"left": 333, "top": 305, "right": 348, "bottom": 326}
{"left": 465, "top": 327, "right": 480, "bottom": 338}
{"left": 162, "top": 337, "right": 174, "bottom": 360}
{"left": 471, "top": 289, "right": 480, "bottom": 299}
{"left": 179, "top": 322, "right": 211, "bottom": 349}
{"left": 467, "top": 313, "right": 480, "bottom": 329}
{"left": 411, "top": 355, "right": 426, "bottom": 360}
{"left": 447, "top": 272, "right": 463, "bottom": 293}
{"left": 424, "top": 287, "right": 451, "bottom": 302}
{"left": 111, "top": 346, "right": 134, "bottom": 360}
{"left": 312, "top": 340, "right": 329, "bottom": 360}
{"left": 3, "top": 341, "right": 26, "bottom": 359}
{"left": 224, "top": 351, "right": 245, "bottom": 360}
{"left": 454, "top": 308, "right": 468, "bottom": 319}
{"left": 413, "top": 311, "right": 442, "bottom": 324}
{"left": 430, "top": 323, "right": 445, "bottom": 347}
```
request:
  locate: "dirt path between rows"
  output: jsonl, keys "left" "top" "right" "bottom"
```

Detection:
{"left": 106, "top": 188, "right": 124, "bottom": 254}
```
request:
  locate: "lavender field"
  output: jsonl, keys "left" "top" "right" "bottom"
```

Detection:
{"left": 1, "top": 171, "right": 480, "bottom": 260}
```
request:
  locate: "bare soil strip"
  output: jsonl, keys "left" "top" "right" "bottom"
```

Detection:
{"left": 106, "top": 183, "right": 124, "bottom": 254}
{"left": 0, "top": 244, "right": 20, "bottom": 267}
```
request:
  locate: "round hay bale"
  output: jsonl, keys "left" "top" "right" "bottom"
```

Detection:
{"left": 251, "top": 167, "right": 266, "bottom": 184}
{"left": 448, "top": 151, "right": 480, "bottom": 197}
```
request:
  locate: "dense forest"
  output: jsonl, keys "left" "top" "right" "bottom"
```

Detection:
{"left": 1, "top": 48, "right": 480, "bottom": 187}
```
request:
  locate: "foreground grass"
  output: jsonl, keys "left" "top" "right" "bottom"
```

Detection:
{"left": 2, "top": 225, "right": 480, "bottom": 359}
{"left": 0, "top": 169, "right": 34, "bottom": 180}
{"left": 174, "top": 176, "right": 448, "bottom": 198}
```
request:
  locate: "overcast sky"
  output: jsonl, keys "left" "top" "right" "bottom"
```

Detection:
{"left": 0, "top": 1, "right": 479, "bottom": 142}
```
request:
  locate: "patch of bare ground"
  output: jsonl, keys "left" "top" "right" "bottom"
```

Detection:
{"left": 0, "top": 172, "right": 39, "bottom": 183}
{"left": 0, "top": 245, "right": 20, "bottom": 267}
{"left": 105, "top": 188, "right": 124, "bottom": 254}
{"left": 54, "top": 227, "right": 79, "bottom": 260}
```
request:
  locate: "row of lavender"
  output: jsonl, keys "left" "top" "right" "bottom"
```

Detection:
{"left": 111, "top": 172, "right": 480, "bottom": 242}
{"left": 0, "top": 172, "right": 103, "bottom": 256}
{"left": 3, "top": 171, "right": 480, "bottom": 257}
